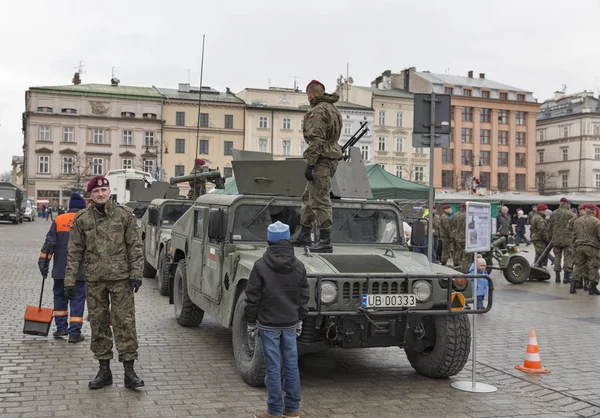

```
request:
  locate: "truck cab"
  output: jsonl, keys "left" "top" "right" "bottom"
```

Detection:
{"left": 0, "top": 182, "right": 25, "bottom": 224}
{"left": 104, "top": 169, "right": 155, "bottom": 204}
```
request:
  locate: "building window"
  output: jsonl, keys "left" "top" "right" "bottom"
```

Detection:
{"left": 361, "top": 145, "right": 369, "bottom": 160}
{"left": 498, "top": 131, "right": 508, "bottom": 145}
{"left": 121, "top": 112, "right": 135, "bottom": 118}
{"left": 92, "top": 158, "right": 104, "bottom": 175}
{"left": 538, "top": 129, "right": 546, "bottom": 141}
{"left": 175, "top": 138, "right": 185, "bottom": 153}
{"left": 37, "top": 107, "right": 53, "bottom": 113}
{"left": 498, "top": 173, "right": 509, "bottom": 190}
{"left": 343, "top": 123, "right": 352, "bottom": 135}
{"left": 414, "top": 147, "right": 424, "bottom": 154}
{"left": 538, "top": 151, "right": 544, "bottom": 163}
{"left": 259, "top": 116, "right": 268, "bottom": 129}
{"left": 515, "top": 153, "right": 526, "bottom": 167}
{"left": 596, "top": 174, "right": 600, "bottom": 188}
{"left": 258, "top": 139, "right": 267, "bottom": 153}
{"left": 461, "top": 128, "right": 472, "bottom": 143}
{"left": 144, "top": 132, "right": 154, "bottom": 147}
{"left": 498, "top": 110, "right": 509, "bottom": 124}
{"left": 517, "top": 94, "right": 525, "bottom": 102}
{"left": 561, "top": 125, "right": 570, "bottom": 138}
{"left": 378, "top": 164, "right": 385, "bottom": 170}
{"left": 122, "top": 131, "right": 133, "bottom": 145}
{"left": 143, "top": 113, "right": 157, "bottom": 119}
{"left": 395, "top": 137, "right": 404, "bottom": 152}
{"left": 463, "top": 89, "right": 472, "bottom": 97}
{"left": 481, "top": 91, "right": 490, "bottom": 99}
{"left": 414, "top": 166, "right": 424, "bottom": 182}
{"left": 63, "top": 127, "right": 74, "bottom": 142}
{"left": 224, "top": 115, "right": 233, "bottom": 129}
{"left": 562, "top": 174, "right": 568, "bottom": 189}
{"left": 39, "top": 126, "right": 50, "bottom": 141}
{"left": 516, "top": 111, "right": 526, "bottom": 125}
{"left": 282, "top": 140, "right": 291, "bottom": 156}
{"left": 199, "top": 113, "right": 209, "bottom": 127}
{"left": 461, "top": 171, "right": 472, "bottom": 188}
{"left": 498, "top": 152, "right": 508, "bottom": 166}
{"left": 378, "top": 137, "right": 386, "bottom": 151}
{"left": 479, "top": 151, "right": 490, "bottom": 166}
{"left": 122, "top": 159, "right": 132, "bottom": 169}
{"left": 224, "top": 167, "right": 233, "bottom": 178}
{"left": 499, "top": 92, "right": 508, "bottom": 100}
{"left": 480, "top": 129, "right": 490, "bottom": 144}
{"left": 562, "top": 148, "right": 568, "bottom": 161}
{"left": 444, "top": 87, "right": 453, "bottom": 95}
{"left": 378, "top": 111, "right": 385, "bottom": 126}
{"left": 596, "top": 148, "right": 600, "bottom": 160}
{"left": 441, "top": 170, "right": 453, "bottom": 188}
{"left": 516, "top": 132, "right": 526, "bottom": 146}
{"left": 224, "top": 141, "right": 234, "bottom": 156}
{"left": 461, "top": 107, "right": 473, "bottom": 121}
{"left": 61, "top": 108, "right": 76, "bottom": 114}
{"left": 300, "top": 141, "right": 307, "bottom": 155}
{"left": 93, "top": 129, "right": 104, "bottom": 144}
{"left": 536, "top": 174, "right": 545, "bottom": 190}
{"left": 199, "top": 139, "right": 209, "bottom": 154}
{"left": 461, "top": 149, "right": 473, "bottom": 165}
{"left": 395, "top": 165, "right": 403, "bottom": 178}
{"left": 515, "top": 174, "right": 526, "bottom": 190}
{"left": 143, "top": 159, "right": 154, "bottom": 174}
{"left": 479, "top": 172, "right": 490, "bottom": 188}
{"left": 480, "top": 108, "right": 491, "bottom": 123}
{"left": 62, "top": 157, "right": 73, "bottom": 175}
{"left": 176, "top": 112, "right": 185, "bottom": 126}
{"left": 442, "top": 148, "right": 454, "bottom": 163}
{"left": 175, "top": 165, "right": 185, "bottom": 177}
{"left": 396, "top": 112, "right": 403, "bottom": 127}
{"left": 282, "top": 118, "right": 291, "bottom": 130}
{"left": 38, "top": 155, "right": 49, "bottom": 173}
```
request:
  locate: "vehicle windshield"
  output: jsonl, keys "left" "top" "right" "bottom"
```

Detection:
{"left": 232, "top": 203, "right": 400, "bottom": 244}
{"left": 161, "top": 204, "right": 192, "bottom": 225}
{"left": 0, "top": 189, "right": 15, "bottom": 199}
{"left": 125, "top": 202, "right": 149, "bottom": 219}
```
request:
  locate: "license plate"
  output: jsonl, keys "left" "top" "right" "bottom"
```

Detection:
{"left": 361, "top": 294, "right": 416, "bottom": 308}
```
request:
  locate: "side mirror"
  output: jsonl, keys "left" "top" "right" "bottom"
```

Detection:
{"left": 208, "top": 209, "right": 228, "bottom": 241}
{"left": 148, "top": 208, "right": 159, "bottom": 226}
{"left": 410, "top": 218, "right": 427, "bottom": 247}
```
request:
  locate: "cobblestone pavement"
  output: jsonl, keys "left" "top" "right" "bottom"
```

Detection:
{"left": 1, "top": 221, "right": 600, "bottom": 417}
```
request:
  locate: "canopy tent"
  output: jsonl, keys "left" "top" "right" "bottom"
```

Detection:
{"left": 434, "top": 191, "right": 499, "bottom": 204}
{"left": 365, "top": 164, "right": 429, "bottom": 200}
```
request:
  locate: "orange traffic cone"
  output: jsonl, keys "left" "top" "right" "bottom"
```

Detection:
{"left": 515, "top": 327, "right": 550, "bottom": 374}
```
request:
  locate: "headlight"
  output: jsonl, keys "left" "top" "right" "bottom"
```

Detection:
{"left": 413, "top": 280, "right": 432, "bottom": 302}
{"left": 320, "top": 282, "right": 337, "bottom": 304}
{"left": 453, "top": 278, "right": 468, "bottom": 291}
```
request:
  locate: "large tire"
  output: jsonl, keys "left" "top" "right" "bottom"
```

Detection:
{"left": 503, "top": 255, "right": 530, "bottom": 284}
{"left": 173, "top": 259, "right": 204, "bottom": 327}
{"left": 405, "top": 315, "right": 471, "bottom": 379}
{"left": 232, "top": 291, "right": 266, "bottom": 387}
{"left": 156, "top": 249, "right": 170, "bottom": 296}
{"left": 142, "top": 256, "right": 157, "bottom": 278}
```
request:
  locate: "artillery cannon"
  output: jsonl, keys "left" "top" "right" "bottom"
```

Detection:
{"left": 480, "top": 236, "right": 531, "bottom": 284}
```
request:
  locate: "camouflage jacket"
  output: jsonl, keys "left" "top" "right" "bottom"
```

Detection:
{"left": 572, "top": 213, "right": 600, "bottom": 248}
{"left": 439, "top": 212, "right": 453, "bottom": 238}
{"left": 303, "top": 93, "right": 342, "bottom": 165}
{"left": 529, "top": 213, "right": 549, "bottom": 243}
{"left": 432, "top": 213, "right": 440, "bottom": 237}
{"left": 452, "top": 211, "right": 466, "bottom": 242}
{"left": 65, "top": 199, "right": 143, "bottom": 286}
{"left": 527, "top": 210, "right": 537, "bottom": 225}
{"left": 549, "top": 205, "right": 574, "bottom": 246}
{"left": 496, "top": 212, "right": 513, "bottom": 236}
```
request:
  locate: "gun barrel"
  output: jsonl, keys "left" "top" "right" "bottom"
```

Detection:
{"left": 170, "top": 170, "right": 223, "bottom": 185}
{"left": 341, "top": 121, "right": 369, "bottom": 154}
{"left": 491, "top": 236, "right": 507, "bottom": 248}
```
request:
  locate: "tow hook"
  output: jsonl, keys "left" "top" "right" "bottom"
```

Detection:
{"left": 412, "top": 322, "right": 426, "bottom": 340}
{"left": 326, "top": 322, "right": 338, "bottom": 342}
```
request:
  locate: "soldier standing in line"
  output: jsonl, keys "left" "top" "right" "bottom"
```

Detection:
{"left": 291, "top": 80, "right": 342, "bottom": 253}
{"left": 527, "top": 204, "right": 537, "bottom": 225}
{"left": 438, "top": 204, "right": 454, "bottom": 266}
{"left": 452, "top": 204, "right": 467, "bottom": 271}
{"left": 570, "top": 204, "right": 600, "bottom": 295}
{"left": 431, "top": 205, "right": 441, "bottom": 262}
{"left": 530, "top": 204, "right": 550, "bottom": 266}
{"left": 64, "top": 176, "right": 145, "bottom": 389}
{"left": 549, "top": 197, "right": 574, "bottom": 284}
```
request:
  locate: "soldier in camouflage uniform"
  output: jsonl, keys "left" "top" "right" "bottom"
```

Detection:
{"left": 438, "top": 204, "right": 454, "bottom": 266}
{"left": 452, "top": 204, "right": 467, "bottom": 271}
{"left": 530, "top": 204, "right": 550, "bottom": 267}
{"left": 65, "top": 176, "right": 145, "bottom": 390}
{"left": 570, "top": 204, "right": 600, "bottom": 295}
{"left": 291, "top": 80, "right": 342, "bottom": 253}
{"left": 549, "top": 197, "right": 574, "bottom": 284}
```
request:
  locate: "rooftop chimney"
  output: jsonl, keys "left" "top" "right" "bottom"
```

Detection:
{"left": 72, "top": 72, "right": 81, "bottom": 85}
{"left": 468, "top": 71, "right": 473, "bottom": 78}
{"left": 178, "top": 83, "right": 190, "bottom": 93}
{"left": 111, "top": 77, "right": 120, "bottom": 86}
{"left": 479, "top": 73, "right": 485, "bottom": 79}
{"left": 225, "top": 87, "right": 231, "bottom": 94}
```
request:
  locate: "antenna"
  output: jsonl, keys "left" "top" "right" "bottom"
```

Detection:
{"left": 112, "top": 66, "right": 116, "bottom": 78}
{"left": 186, "top": 69, "right": 191, "bottom": 85}
{"left": 74, "top": 61, "right": 85, "bottom": 75}
{"left": 288, "top": 75, "right": 301, "bottom": 91}
{"left": 194, "top": 35, "right": 206, "bottom": 180}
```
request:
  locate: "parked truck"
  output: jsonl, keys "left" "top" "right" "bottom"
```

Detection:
{"left": 104, "top": 169, "right": 155, "bottom": 204}
{"left": 0, "top": 182, "right": 25, "bottom": 224}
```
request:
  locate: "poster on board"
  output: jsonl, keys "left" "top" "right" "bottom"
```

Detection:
{"left": 465, "top": 202, "right": 492, "bottom": 253}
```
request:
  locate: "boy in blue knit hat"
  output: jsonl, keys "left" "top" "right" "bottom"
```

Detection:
{"left": 245, "top": 221, "right": 309, "bottom": 418}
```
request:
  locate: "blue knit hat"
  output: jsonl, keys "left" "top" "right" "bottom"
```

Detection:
{"left": 267, "top": 221, "right": 290, "bottom": 243}
{"left": 68, "top": 192, "right": 87, "bottom": 211}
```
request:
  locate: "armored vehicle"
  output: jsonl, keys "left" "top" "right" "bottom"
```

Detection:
{"left": 167, "top": 148, "right": 491, "bottom": 386}
{"left": 0, "top": 182, "right": 25, "bottom": 224}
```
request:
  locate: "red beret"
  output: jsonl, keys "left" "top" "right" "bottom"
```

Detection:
{"left": 537, "top": 204, "right": 548, "bottom": 211}
{"left": 433, "top": 205, "right": 437, "bottom": 210}
{"left": 306, "top": 80, "right": 325, "bottom": 91}
{"left": 560, "top": 197, "right": 570, "bottom": 204}
{"left": 458, "top": 203, "right": 465, "bottom": 210}
{"left": 585, "top": 203, "right": 599, "bottom": 211}
{"left": 195, "top": 158, "right": 205, "bottom": 166}
{"left": 87, "top": 176, "right": 110, "bottom": 193}
{"left": 442, "top": 204, "right": 451, "bottom": 210}
{"left": 578, "top": 204, "right": 585, "bottom": 210}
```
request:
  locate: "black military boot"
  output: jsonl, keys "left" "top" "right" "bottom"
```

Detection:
{"left": 563, "top": 270, "right": 570, "bottom": 284}
{"left": 570, "top": 280, "right": 577, "bottom": 294}
{"left": 291, "top": 225, "right": 312, "bottom": 247}
{"left": 589, "top": 282, "right": 600, "bottom": 296}
{"left": 583, "top": 279, "right": 589, "bottom": 291}
{"left": 309, "top": 229, "right": 333, "bottom": 253}
{"left": 123, "top": 361, "right": 144, "bottom": 389}
{"left": 555, "top": 271, "right": 561, "bottom": 283}
{"left": 89, "top": 360, "right": 112, "bottom": 389}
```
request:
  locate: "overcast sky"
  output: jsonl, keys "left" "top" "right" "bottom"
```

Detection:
{"left": 1, "top": 0, "right": 599, "bottom": 172}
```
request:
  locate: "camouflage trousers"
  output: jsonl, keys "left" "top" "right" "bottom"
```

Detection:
{"left": 453, "top": 240, "right": 465, "bottom": 268}
{"left": 87, "top": 279, "right": 139, "bottom": 362}
{"left": 533, "top": 241, "right": 549, "bottom": 266}
{"left": 439, "top": 237, "right": 453, "bottom": 264}
{"left": 553, "top": 245, "right": 573, "bottom": 273}
{"left": 300, "top": 159, "right": 338, "bottom": 230}
{"left": 572, "top": 245, "right": 600, "bottom": 284}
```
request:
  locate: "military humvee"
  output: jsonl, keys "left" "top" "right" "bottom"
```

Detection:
{"left": 167, "top": 148, "right": 491, "bottom": 386}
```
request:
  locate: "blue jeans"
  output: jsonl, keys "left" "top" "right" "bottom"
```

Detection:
{"left": 259, "top": 328, "right": 301, "bottom": 416}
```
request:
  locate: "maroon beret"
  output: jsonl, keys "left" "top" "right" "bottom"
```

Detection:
{"left": 537, "top": 204, "right": 548, "bottom": 211}
{"left": 306, "top": 79, "right": 325, "bottom": 91}
{"left": 442, "top": 204, "right": 451, "bottom": 210}
{"left": 560, "top": 197, "right": 570, "bottom": 204}
{"left": 458, "top": 203, "right": 465, "bottom": 210}
{"left": 585, "top": 203, "right": 599, "bottom": 211}
{"left": 87, "top": 176, "right": 110, "bottom": 193}
{"left": 578, "top": 204, "right": 585, "bottom": 210}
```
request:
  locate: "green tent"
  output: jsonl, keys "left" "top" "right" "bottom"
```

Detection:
{"left": 365, "top": 164, "right": 429, "bottom": 200}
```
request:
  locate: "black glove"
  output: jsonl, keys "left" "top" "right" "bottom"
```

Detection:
{"left": 127, "top": 277, "right": 142, "bottom": 293}
{"left": 38, "top": 257, "right": 50, "bottom": 277}
{"left": 304, "top": 165, "right": 315, "bottom": 182}
{"left": 64, "top": 285, "right": 76, "bottom": 300}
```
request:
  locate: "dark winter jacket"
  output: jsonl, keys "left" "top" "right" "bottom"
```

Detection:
{"left": 496, "top": 212, "right": 513, "bottom": 236}
{"left": 515, "top": 215, "right": 528, "bottom": 235}
{"left": 244, "top": 240, "right": 309, "bottom": 328}
{"left": 40, "top": 210, "right": 84, "bottom": 281}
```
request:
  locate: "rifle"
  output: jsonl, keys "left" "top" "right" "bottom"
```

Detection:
{"left": 340, "top": 121, "right": 369, "bottom": 158}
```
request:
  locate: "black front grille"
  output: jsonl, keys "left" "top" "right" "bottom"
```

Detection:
{"left": 341, "top": 280, "right": 407, "bottom": 303}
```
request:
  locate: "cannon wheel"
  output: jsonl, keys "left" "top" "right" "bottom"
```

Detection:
{"left": 503, "top": 255, "right": 530, "bottom": 284}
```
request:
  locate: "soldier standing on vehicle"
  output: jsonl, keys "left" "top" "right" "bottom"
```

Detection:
{"left": 439, "top": 204, "right": 453, "bottom": 266}
{"left": 570, "top": 204, "right": 600, "bottom": 295}
{"left": 496, "top": 206, "right": 513, "bottom": 248}
{"left": 291, "top": 80, "right": 342, "bottom": 253}
{"left": 549, "top": 197, "right": 574, "bottom": 284}
{"left": 452, "top": 204, "right": 467, "bottom": 271}
{"left": 64, "top": 176, "right": 145, "bottom": 390}
{"left": 530, "top": 204, "right": 550, "bottom": 267}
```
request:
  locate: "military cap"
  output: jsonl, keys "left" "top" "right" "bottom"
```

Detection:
{"left": 442, "top": 204, "right": 451, "bottom": 210}
{"left": 585, "top": 203, "right": 599, "bottom": 211}
{"left": 560, "top": 197, "right": 570, "bottom": 204}
{"left": 578, "top": 204, "right": 585, "bottom": 210}
{"left": 87, "top": 176, "right": 110, "bottom": 193}
{"left": 458, "top": 203, "right": 465, "bottom": 210}
{"left": 536, "top": 204, "right": 548, "bottom": 211}
{"left": 306, "top": 80, "right": 325, "bottom": 91}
